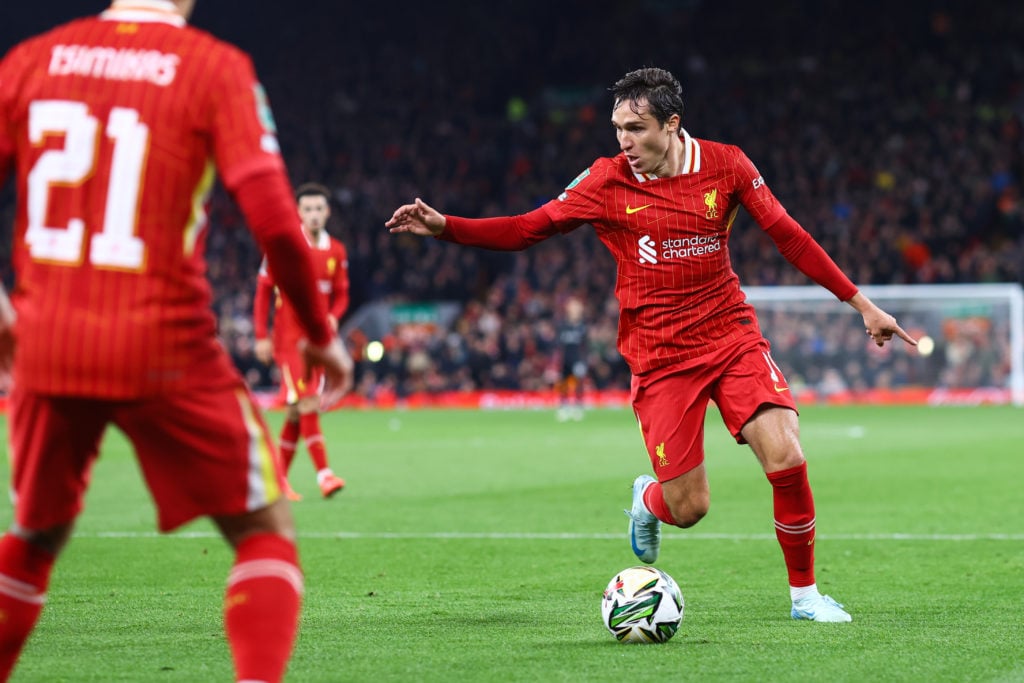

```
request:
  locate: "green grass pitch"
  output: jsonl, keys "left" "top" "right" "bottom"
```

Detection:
{"left": 1, "top": 405, "right": 1022, "bottom": 682}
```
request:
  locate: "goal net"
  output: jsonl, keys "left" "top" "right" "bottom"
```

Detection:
{"left": 743, "top": 283, "right": 1024, "bottom": 406}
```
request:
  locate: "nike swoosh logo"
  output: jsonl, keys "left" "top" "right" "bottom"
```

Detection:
{"left": 774, "top": 384, "right": 789, "bottom": 393}
{"left": 626, "top": 204, "right": 652, "bottom": 215}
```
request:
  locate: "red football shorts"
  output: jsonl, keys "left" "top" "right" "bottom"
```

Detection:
{"left": 8, "top": 382, "right": 285, "bottom": 532}
{"left": 276, "top": 348, "right": 323, "bottom": 404}
{"left": 631, "top": 337, "right": 798, "bottom": 482}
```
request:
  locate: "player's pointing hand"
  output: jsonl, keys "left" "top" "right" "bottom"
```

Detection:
{"left": 864, "top": 314, "right": 917, "bottom": 348}
{"left": 847, "top": 292, "right": 917, "bottom": 348}
{"left": 386, "top": 197, "right": 446, "bottom": 237}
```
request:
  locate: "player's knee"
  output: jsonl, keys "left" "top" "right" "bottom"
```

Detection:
{"left": 780, "top": 451, "right": 806, "bottom": 471}
{"left": 764, "top": 449, "right": 805, "bottom": 474}
{"left": 213, "top": 499, "right": 295, "bottom": 549}
{"left": 296, "top": 396, "right": 319, "bottom": 415}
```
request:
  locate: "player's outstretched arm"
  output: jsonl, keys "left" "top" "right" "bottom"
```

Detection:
{"left": 300, "top": 338, "right": 354, "bottom": 410}
{"left": 385, "top": 198, "right": 446, "bottom": 237}
{"left": 845, "top": 292, "right": 918, "bottom": 348}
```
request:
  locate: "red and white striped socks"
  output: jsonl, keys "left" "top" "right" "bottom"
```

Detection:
{"left": 766, "top": 462, "right": 817, "bottom": 588}
{"left": 225, "top": 533, "right": 303, "bottom": 683}
{"left": 0, "top": 534, "right": 55, "bottom": 681}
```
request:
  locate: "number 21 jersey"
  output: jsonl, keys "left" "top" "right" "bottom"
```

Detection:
{"left": 0, "top": 6, "right": 285, "bottom": 397}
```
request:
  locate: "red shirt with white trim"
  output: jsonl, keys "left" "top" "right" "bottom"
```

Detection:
{"left": 540, "top": 132, "right": 786, "bottom": 374}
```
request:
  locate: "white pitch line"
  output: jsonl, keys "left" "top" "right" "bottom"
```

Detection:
{"left": 89, "top": 531, "right": 1024, "bottom": 541}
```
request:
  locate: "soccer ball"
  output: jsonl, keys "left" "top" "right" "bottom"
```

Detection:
{"left": 601, "top": 566, "right": 684, "bottom": 643}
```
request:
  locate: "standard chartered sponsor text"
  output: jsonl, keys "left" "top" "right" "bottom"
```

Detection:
{"left": 661, "top": 235, "right": 721, "bottom": 259}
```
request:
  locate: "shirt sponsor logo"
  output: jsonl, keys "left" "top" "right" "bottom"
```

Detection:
{"left": 638, "top": 236, "right": 658, "bottom": 264}
{"left": 660, "top": 235, "right": 722, "bottom": 259}
{"left": 640, "top": 234, "right": 723, "bottom": 263}
{"left": 49, "top": 44, "right": 179, "bottom": 86}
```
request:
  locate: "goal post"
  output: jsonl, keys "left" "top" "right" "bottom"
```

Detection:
{"left": 743, "top": 283, "right": 1024, "bottom": 407}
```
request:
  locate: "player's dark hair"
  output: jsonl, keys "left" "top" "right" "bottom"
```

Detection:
{"left": 610, "top": 67, "right": 684, "bottom": 126}
{"left": 295, "top": 182, "right": 331, "bottom": 203}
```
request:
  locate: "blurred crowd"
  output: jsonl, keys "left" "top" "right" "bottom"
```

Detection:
{"left": 214, "top": 1, "right": 1024, "bottom": 400}
{"left": 755, "top": 300, "right": 1014, "bottom": 400}
{"left": 4, "top": 1, "right": 1022, "bottom": 401}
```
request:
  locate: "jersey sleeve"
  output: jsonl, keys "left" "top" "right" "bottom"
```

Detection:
{"left": 329, "top": 240, "right": 350, "bottom": 320}
{"left": 253, "top": 258, "right": 274, "bottom": 340}
{"left": 764, "top": 213, "right": 858, "bottom": 301}
{"left": 540, "top": 160, "right": 610, "bottom": 229}
{"left": 207, "top": 47, "right": 287, "bottom": 191}
{"left": 440, "top": 208, "right": 560, "bottom": 250}
{"left": 731, "top": 147, "right": 786, "bottom": 228}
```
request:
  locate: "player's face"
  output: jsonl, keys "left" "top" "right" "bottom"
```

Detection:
{"left": 297, "top": 195, "right": 330, "bottom": 235}
{"left": 612, "top": 98, "right": 678, "bottom": 177}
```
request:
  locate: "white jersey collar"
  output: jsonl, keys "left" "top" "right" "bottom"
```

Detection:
{"left": 304, "top": 229, "right": 330, "bottom": 250}
{"left": 102, "top": 1, "right": 186, "bottom": 27}
{"left": 633, "top": 127, "right": 702, "bottom": 182}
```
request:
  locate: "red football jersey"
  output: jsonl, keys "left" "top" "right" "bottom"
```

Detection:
{"left": 255, "top": 230, "right": 349, "bottom": 352}
{"left": 541, "top": 130, "right": 787, "bottom": 375}
{"left": 0, "top": 6, "right": 288, "bottom": 397}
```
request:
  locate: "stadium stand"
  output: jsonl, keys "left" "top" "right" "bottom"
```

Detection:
{"left": 2, "top": 1, "right": 1021, "bottom": 401}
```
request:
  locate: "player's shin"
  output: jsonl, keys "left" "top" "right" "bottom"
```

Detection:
{"left": 279, "top": 419, "right": 300, "bottom": 472}
{"left": 299, "top": 413, "right": 329, "bottom": 472}
{"left": 766, "top": 462, "right": 816, "bottom": 587}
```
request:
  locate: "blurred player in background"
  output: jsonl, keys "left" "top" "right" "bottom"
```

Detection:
{"left": 555, "top": 296, "right": 588, "bottom": 422}
{"left": 0, "top": 1, "right": 353, "bottom": 681}
{"left": 387, "top": 66, "right": 916, "bottom": 623}
{"left": 255, "top": 182, "right": 350, "bottom": 499}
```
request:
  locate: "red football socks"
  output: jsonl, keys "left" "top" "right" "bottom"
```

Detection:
{"left": 224, "top": 533, "right": 303, "bottom": 683}
{"left": 299, "top": 413, "right": 329, "bottom": 472}
{"left": 642, "top": 481, "right": 676, "bottom": 525}
{"left": 0, "top": 534, "right": 55, "bottom": 681}
{"left": 766, "top": 462, "right": 816, "bottom": 587}
{"left": 278, "top": 419, "right": 300, "bottom": 472}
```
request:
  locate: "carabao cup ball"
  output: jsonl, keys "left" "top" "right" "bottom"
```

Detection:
{"left": 601, "top": 565, "right": 684, "bottom": 643}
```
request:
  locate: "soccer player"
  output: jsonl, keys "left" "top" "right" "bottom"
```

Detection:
{"left": 0, "top": 1, "right": 354, "bottom": 681}
{"left": 555, "top": 296, "right": 588, "bottom": 422}
{"left": 254, "top": 182, "right": 350, "bottom": 499}
{"left": 386, "top": 67, "right": 917, "bottom": 623}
